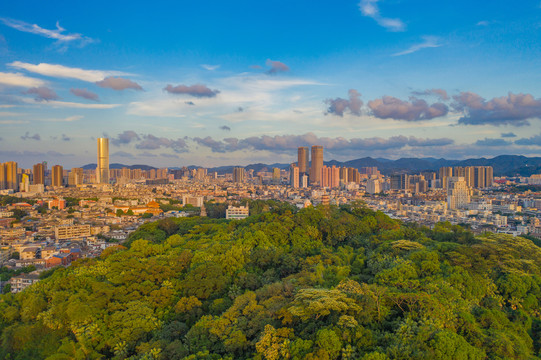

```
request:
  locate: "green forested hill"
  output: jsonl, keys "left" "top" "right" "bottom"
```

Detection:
{"left": 1, "top": 202, "right": 541, "bottom": 359}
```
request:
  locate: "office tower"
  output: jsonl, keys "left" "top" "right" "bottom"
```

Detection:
{"left": 5, "top": 162, "right": 18, "bottom": 191}
{"left": 297, "top": 147, "right": 309, "bottom": 174}
{"left": 447, "top": 177, "right": 470, "bottom": 209}
{"left": 52, "top": 165, "right": 63, "bottom": 187}
{"left": 97, "top": 138, "right": 110, "bottom": 184}
{"left": 33, "top": 163, "right": 45, "bottom": 185}
{"left": 233, "top": 167, "right": 245, "bottom": 183}
{"left": 310, "top": 145, "right": 323, "bottom": 186}
{"left": 290, "top": 164, "right": 299, "bottom": 188}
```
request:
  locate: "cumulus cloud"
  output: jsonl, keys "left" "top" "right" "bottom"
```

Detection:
{"left": 9, "top": 61, "right": 128, "bottom": 82}
{"left": 368, "top": 96, "right": 448, "bottom": 121}
{"left": 96, "top": 77, "right": 143, "bottom": 91}
{"left": 475, "top": 138, "right": 512, "bottom": 147}
{"left": 24, "top": 86, "right": 59, "bottom": 101}
{"left": 111, "top": 130, "right": 140, "bottom": 146}
{"left": 265, "top": 59, "right": 290, "bottom": 75}
{"left": 163, "top": 84, "right": 220, "bottom": 98}
{"left": 70, "top": 88, "right": 99, "bottom": 101}
{"left": 453, "top": 92, "right": 541, "bottom": 126}
{"left": 0, "top": 72, "right": 45, "bottom": 88}
{"left": 160, "top": 153, "right": 179, "bottom": 158}
{"left": 21, "top": 132, "right": 40, "bottom": 141}
{"left": 0, "top": 18, "right": 94, "bottom": 46}
{"left": 501, "top": 132, "right": 516, "bottom": 138}
{"left": 192, "top": 132, "right": 454, "bottom": 154}
{"left": 325, "top": 89, "right": 363, "bottom": 117}
{"left": 411, "top": 88, "right": 449, "bottom": 101}
{"left": 515, "top": 133, "right": 541, "bottom": 146}
{"left": 136, "top": 134, "right": 188, "bottom": 153}
{"left": 393, "top": 36, "right": 441, "bottom": 56}
{"left": 220, "top": 125, "right": 231, "bottom": 131}
{"left": 358, "top": 0, "right": 405, "bottom": 32}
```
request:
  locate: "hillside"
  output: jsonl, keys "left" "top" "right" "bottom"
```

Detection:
{"left": 2, "top": 203, "right": 540, "bottom": 359}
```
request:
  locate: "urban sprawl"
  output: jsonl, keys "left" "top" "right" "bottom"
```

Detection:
{"left": 1, "top": 138, "right": 541, "bottom": 293}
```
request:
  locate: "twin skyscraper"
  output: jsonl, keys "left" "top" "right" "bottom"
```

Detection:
{"left": 293, "top": 145, "right": 323, "bottom": 187}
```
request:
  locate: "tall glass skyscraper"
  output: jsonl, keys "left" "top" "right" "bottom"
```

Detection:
{"left": 97, "top": 138, "right": 110, "bottom": 184}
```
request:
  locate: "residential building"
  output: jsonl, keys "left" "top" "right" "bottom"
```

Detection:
{"left": 226, "top": 205, "right": 249, "bottom": 220}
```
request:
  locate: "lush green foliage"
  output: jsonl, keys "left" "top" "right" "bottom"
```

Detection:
{"left": 1, "top": 202, "right": 541, "bottom": 359}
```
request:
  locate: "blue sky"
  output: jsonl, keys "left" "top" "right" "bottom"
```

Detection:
{"left": 1, "top": 0, "right": 541, "bottom": 168}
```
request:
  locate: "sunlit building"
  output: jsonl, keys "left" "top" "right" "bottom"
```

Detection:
{"left": 97, "top": 138, "right": 110, "bottom": 184}
{"left": 310, "top": 145, "right": 323, "bottom": 186}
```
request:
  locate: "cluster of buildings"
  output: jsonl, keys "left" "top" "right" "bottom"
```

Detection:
{"left": 1, "top": 139, "right": 541, "bottom": 293}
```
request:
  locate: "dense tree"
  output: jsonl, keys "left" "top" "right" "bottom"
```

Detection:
{"left": 1, "top": 201, "right": 541, "bottom": 359}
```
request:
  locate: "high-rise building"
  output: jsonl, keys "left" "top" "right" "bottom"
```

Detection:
{"left": 33, "top": 163, "right": 45, "bottom": 185}
{"left": 297, "top": 147, "right": 309, "bottom": 174}
{"left": 68, "top": 168, "right": 84, "bottom": 186}
{"left": 310, "top": 145, "right": 323, "bottom": 186}
{"left": 20, "top": 174, "right": 30, "bottom": 192}
{"left": 339, "top": 167, "right": 349, "bottom": 185}
{"left": 233, "top": 167, "right": 245, "bottom": 183}
{"left": 290, "top": 164, "right": 299, "bottom": 188}
{"left": 439, "top": 167, "right": 453, "bottom": 189}
{"left": 447, "top": 177, "right": 470, "bottom": 209}
{"left": 390, "top": 174, "right": 408, "bottom": 190}
{"left": 5, "top": 162, "right": 18, "bottom": 191}
{"left": 0, "top": 163, "right": 6, "bottom": 190}
{"left": 97, "top": 138, "right": 109, "bottom": 184}
{"left": 366, "top": 178, "right": 381, "bottom": 194}
{"left": 52, "top": 165, "right": 63, "bottom": 187}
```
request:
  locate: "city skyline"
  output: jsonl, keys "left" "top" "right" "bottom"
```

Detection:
{"left": 1, "top": 1, "right": 541, "bottom": 168}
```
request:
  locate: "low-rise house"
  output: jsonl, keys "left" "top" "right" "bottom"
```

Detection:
{"left": 9, "top": 273, "right": 40, "bottom": 293}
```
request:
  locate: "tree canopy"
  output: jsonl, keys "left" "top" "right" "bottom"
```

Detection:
{"left": 1, "top": 201, "right": 541, "bottom": 359}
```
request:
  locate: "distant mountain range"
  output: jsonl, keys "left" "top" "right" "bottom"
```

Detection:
{"left": 82, "top": 155, "right": 541, "bottom": 177}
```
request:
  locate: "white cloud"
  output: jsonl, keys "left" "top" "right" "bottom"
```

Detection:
{"left": 8, "top": 61, "right": 129, "bottom": 82}
{"left": 358, "top": 0, "right": 405, "bottom": 32}
{"left": 0, "top": 17, "right": 94, "bottom": 45}
{"left": 0, "top": 120, "right": 28, "bottom": 124}
{"left": 128, "top": 74, "right": 323, "bottom": 118}
{"left": 393, "top": 36, "right": 442, "bottom": 56}
{"left": 201, "top": 64, "right": 220, "bottom": 71}
{"left": 0, "top": 72, "right": 46, "bottom": 88}
{"left": 22, "top": 98, "right": 120, "bottom": 109}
